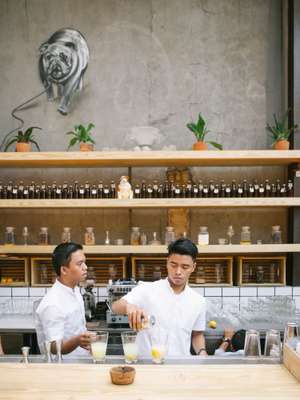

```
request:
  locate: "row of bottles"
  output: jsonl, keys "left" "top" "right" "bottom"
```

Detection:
{"left": 3, "top": 224, "right": 282, "bottom": 246}
{"left": 0, "top": 178, "right": 294, "bottom": 199}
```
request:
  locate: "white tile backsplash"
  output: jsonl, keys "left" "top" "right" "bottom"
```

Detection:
{"left": 0, "top": 296, "right": 11, "bottom": 304}
{"left": 294, "top": 296, "right": 300, "bottom": 311}
{"left": 257, "top": 287, "right": 274, "bottom": 296}
{"left": 11, "top": 287, "right": 29, "bottom": 297}
{"left": 275, "top": 287, "right": 293, "bottom": 296}
{"left": 192, "top": 287, "right": 204, "bottom": 296}
{"left": 240, "top": 287, "right": 257, "bottom": 297}
{"left": 293, "top": 287, "right": 300, "bottom": 296}
{"left": 222, "top": 287, "right": 239, "bottom": 297}
{"left": 222, "top": 297, "right": 240, "bottom": 311}
{"left": 29, "top": 287, "right": 46, "bottom": 297}
{"left": 0, "top": 287, "right": 11, "bottom": 297}
{"left": 204, "top": 287, "right": 222, "bottom": 297}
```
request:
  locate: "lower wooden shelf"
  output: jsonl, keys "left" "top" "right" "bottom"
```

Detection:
{"left": 237, "top": 256, "right": 286, "bottom": 286}
{"left": 0, "top": 256, "right": 30, "bottom": 286}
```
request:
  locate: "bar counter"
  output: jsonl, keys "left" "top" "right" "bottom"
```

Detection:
{"left": 0, "top": 356, "right": 299, "bottom": 399}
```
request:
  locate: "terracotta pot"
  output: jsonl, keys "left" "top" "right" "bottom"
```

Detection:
{"left": 193, "top": 141, "right": 208, "bottom": 150}
{"left": 110, "top": 366, "right": 136, "bottom": 385}
{"left": 80, "top": 143, "right": 94, "bottom": 151}
{"left": 16, "top": 142, "right": 31, "bottom": 152}
{"left": 274, "top": 140, "right": 290, "bottom": 150}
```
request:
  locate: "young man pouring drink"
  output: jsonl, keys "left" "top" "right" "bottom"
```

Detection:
{"left": 112, "top": 238, "right": 207, "bottom": 357}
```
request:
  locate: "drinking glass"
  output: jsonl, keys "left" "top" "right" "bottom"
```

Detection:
{"left": 264, "top": 329, "right": 281, "bottom": 357}
{"left": 121, "top": 332, "right": 138, "bottom": 364}
{"left": 284, "top": 322, "right": 300, "bottom": 344}
{"left": 244, "top": 329, "right": 261, "bottom": 357}
{"left": 90, "top": 331, "right": 108, "bottom": 363}
{"left": 149, "top": 327, "right": 168, "bottom": 364}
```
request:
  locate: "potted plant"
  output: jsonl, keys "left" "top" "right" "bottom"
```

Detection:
{"left": 4, "top": 127, "right": 42, "bottom": 152}
{"left": 67, "top": 123, "right": 96, "bottom": 151}
{"left": 186, "top": 113, "right": 223, "bottom": 150}
{"left": 266, "top": 110, "right": 298, "bottom": 150}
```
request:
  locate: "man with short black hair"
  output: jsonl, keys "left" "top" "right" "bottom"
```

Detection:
{"left": 35, "top": 242, "right": 92, "bottom": 356}
{"left": 112, "top": 238, "right": 207, "bottom": 357}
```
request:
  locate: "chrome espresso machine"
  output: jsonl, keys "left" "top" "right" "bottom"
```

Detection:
{"left": 106, "top": 279, "right": 137, "bottom": 326}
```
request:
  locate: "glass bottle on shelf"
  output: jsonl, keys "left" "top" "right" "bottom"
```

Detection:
{"left": 271, "top": 225, "right": 282, "bottom": 244}
{"left": 39, "top": 227, "right": 49, "bottom": 245}
{"left": 165, "top": 226, "right": 175, "bottom": 245}
{"left": 240, "top": 226, "right": 251, "bottom": 245}
{"left": 195, "top": 265, "right": 206, "bottom": 284}
{"left": 198, "top": 226, "right": 209, "bottom": 245}
{"left": 287, "top": 179, "right": 294, "bottom": 197}
{"left": 5, "top": 227, "right": 16, "bottom": 245}
{"left": 215, "top": 263, "right": 223, "bottom": 284}
{"left": 108, "top": 264, "right": 117, "bottom": 281}
{"left": 110, "top": 180, "right": 116, "bottom": 198}
{"left": 149, "top": 232, "right": 161, "bottom": 245}
{"left": 134, "top": 184, "right": 141, "bottom": 198}
{"left": 22, "top": 226, "right": 29, "bottom": 245}
{"left": 152, "top": 180, "right": 159, "bottom": 198}
{"left": 90, "top": 185, "right": 98, "bottom": 199}
{"left": 227, "top": 225, "right": 234, "bottom": 245}
{"left": 140, "top": 232, "right": 147, "bottom": 245}
{"left": 139, "top": 264, "right": 146, "bottom": 280}
{"left": 130, "top": 227, "right": 141, "bottom": 245}
{"left": 40, "top": 263, "right": 48, "bottom": 284}
{"left": 269, "top": 263, "right": 278, "bottom": 284}
{"left": 61, "top": 227, "right": 71, "bottom": 243}
{"left": 104, "top": 230, "right": 110, "bottom": 245}
{"left": 85, "top": 227, "right": 95, "bottom": 245}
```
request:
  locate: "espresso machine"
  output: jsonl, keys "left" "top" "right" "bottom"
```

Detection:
{"left": 106, "top": 279, "right": 137, "bottom": 326}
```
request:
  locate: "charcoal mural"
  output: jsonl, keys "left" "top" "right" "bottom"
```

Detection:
{"left": 39, "top": 28, "right": 89, "bottom": 115}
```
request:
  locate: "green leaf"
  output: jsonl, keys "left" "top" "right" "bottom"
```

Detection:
{"left": 68, "top": 137, "right": 79, "bottom": 150}
{"left": 30, "top": 139, "right": 41, "bottom": 151}
{"left": 207, "top": 141, "right": 223, "bottom": 150}
{"left": 4, "top": 137, "right": 18, "bottom": 151}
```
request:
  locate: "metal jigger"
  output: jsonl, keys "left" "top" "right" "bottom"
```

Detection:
{"left": 44, "top": 341, "right": 52, "bottom": 363}
{"left": 21, "top": 346, "right": 30, "bottom": 364}
{"left": 55, "top": 339, "right": 62, "bottom": 363}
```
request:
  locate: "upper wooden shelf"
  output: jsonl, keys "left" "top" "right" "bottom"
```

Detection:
{"left": 0, "top": 244, "right": 300, "bottom": 255}
{"left": 0, "top": 198, "right": 299, "bottom": 208}
{"left": 0, "top": 150, "right": 300, "bottom": 168}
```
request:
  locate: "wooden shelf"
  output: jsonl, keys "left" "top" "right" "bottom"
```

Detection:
{"left": 0, "top": 150, "right": 300, "bottom": 168}
{"left": 1, "top": 244, "right": 300, "bottom": 255}
{"left": 0, "top": 197, "right": 299, "bottom": 208}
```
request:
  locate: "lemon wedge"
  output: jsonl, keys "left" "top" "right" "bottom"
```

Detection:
{"left": 151, "top": 347, "right": 162, "bottom": 359}
{"left": 208, "top": 320, "right": 217, "bottom": 329}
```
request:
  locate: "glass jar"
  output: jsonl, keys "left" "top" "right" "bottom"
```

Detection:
{"left": 61, "top": 227, "right": 71, "bottom": 243}
{"left": 165, "top": 226, "right": 175, "bottom": 245}
{"left": 240, "top": 226, "right": 251, "bottom": 245}
{"left": 153, "top": 265, "right": 162, "bottom": 280}
{"left": 140, "top": 232, "right": 147, "bottom": 245}
{"left": 5, "top": 227, "right": 16, "bottom": 245}
{"left": 130, "top": 227, "right": 141, "bottom": 245}
{"left": 85, "top": 227, "right": 95, "bottom": 245}
{"left": 256, "top": 265, "right": 264, "bottom": 283}
{"left": 39, "top": 227, "right": 49, "bottom": 245}
{"left": 40, "top": 263, "right": 48, "bottom": 284}
{"left": 215, "top": 263, "right": 223, "bottom": 283}
{"left": 198, "top": 226, "right": 209, "bottom": 245}
{"left": 108, "top": 264, "right": 117, "bottom": 280}
{"left": 195, "top": 265, "right": 206, "bottom": 284}
{"left": 139, "top": 264, "right": 145, "bottom": 280}
{"left": 149, "top": 232, "right": 161, "bottom": 245}
{"left": 22, "top": 226, "right": 29, "bottom": 245}
{"left": 271, "top": 225, "right": 282, "bottom": 244}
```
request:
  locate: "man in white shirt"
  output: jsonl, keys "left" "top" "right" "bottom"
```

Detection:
{"left": 112, "top": 238, "right": 207, "bottom": 357}
{"left": 35, "top": 242, "right": 93, "bottom": 357}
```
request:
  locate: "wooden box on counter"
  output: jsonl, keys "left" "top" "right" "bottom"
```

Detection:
{"left": 237, "top": 256, "right": 286, "bottom": 286}
{"left": 131, "top": 256, "right": 233, "bottom": 286}
{"left": 283, "top": 343, "right": 300, "bottom": 383}
{"left": 0, "top": 256, "right": 30, "bottom": 286}
{"left": 31, "top": 256, "right": 127, "bottom": 286}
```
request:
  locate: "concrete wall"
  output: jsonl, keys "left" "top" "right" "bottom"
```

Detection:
{"left": 0, "top": 0, "right": 285, "bottom": 246}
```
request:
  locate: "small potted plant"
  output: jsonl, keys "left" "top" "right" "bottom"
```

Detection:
{"left": 266, "top": 110, "right": 298, "bottom": 150}
{"left": 4, "top": 127, "right": 42, "bottom": 152}
{"left": 67, "top": 123, "right": 96, "bottom": 151}
{"left": 187, "top": 113, "right": 223, "bottom": 150}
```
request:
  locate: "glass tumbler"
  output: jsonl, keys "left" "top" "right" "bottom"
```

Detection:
{"left": 244, "top": 329, "right": 261, "bottom": 357}
{"left": 90, "top": 331, "right": 109, "bottom": 363}
{"left": 121, "top": 331, "right": 138, "bottom": 364}
{"left": 264, "top": 329, "right": 281, "bottom": 357}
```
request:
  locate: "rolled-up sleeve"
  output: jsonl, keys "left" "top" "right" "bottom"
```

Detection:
{"left": 39, "top": 305, "right": 65, "bottom": 343}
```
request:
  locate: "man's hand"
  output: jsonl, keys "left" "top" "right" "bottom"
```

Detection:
{"left": 224, "top": 328, "right": 235, "bottom": 340}
{"left": 126, "top": 303, "right": 147, "bottom": 331}
{"left": 78, "top": 331, "right": 95, "bottom": 350}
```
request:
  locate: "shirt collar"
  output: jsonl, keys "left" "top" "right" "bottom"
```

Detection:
{"left": 55, "top": 278, "right": 78, "bottom": 294}
{"left": 164, "top": 277, "right": 189, "bottom": 296}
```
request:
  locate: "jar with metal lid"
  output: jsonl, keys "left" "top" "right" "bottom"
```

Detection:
{"left": 130, "top": 227, "right": 141, "bottom": 245}
{"left": 195, "top": 265, "right": 206, "bottom": 284}
{"left": 165, "top": 226, "right": 175, "bottom": 245}
{"left": 85, "top": 227, "right": 95, "bottom": 245}
{"left": 39, "top": 227, "right": 49, "bottom": 245}
{"left": 61, "top": 227, "right": 71, "bottom": 243}
{"left": 198, "top": 226, "right": 209, "bottom": 245}
{"left": 5, "top": 227, "right": 16, "bottom": 245}
{"left": 240, "top": 226, "right": 251, "bottom": 245}
{"left": 271, "top": 225, "right": 282, "bottom": 244}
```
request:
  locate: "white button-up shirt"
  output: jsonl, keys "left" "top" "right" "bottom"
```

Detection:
{"left": 123, "top": 278, "right": 206, "bottom": 357}
{"left": 35, "top": 280, "right": 88, "bottom": 357}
